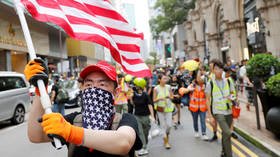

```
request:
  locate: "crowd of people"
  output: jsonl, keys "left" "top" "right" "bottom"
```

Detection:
{"left": 24, "top": 57, "right": 253, "bottom": 157}
{"left": 112, "top": 57, "right": 252, "bottom": 157}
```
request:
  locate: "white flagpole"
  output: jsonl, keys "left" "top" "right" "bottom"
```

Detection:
{"left": 13, "top": 0, "right": 62, "bottom": 149}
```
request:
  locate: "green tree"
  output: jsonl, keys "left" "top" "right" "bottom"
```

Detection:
{"left": 150, "top": 0, "right": 195, "bottom": 38}
{"left": 145, "top": 52, "right": 159, "bottom": 65}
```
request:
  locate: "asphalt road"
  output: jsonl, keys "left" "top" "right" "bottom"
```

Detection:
{"left": 0, "top": 107, "right": 270, "bottom": 157}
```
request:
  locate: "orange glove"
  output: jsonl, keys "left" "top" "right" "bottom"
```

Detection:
{"left": 41, "top": 113, "right": 84, "bottom": 145}
{"left": 24, "top": 58, "right": 49, "bottom": 96}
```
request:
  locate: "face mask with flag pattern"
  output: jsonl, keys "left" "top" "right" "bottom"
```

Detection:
{"left": 82, "top": 87, "right": 115, "bottom": 130}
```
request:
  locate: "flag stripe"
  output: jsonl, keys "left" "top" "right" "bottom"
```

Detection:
{"left": 20, "top": 0, "right": 151, "bottom": 77}
{"left": 82, "top": 0, "right": 128, "bottom": 23}
{"left": 120, "top": 50, "right": 142, "bottom": 59}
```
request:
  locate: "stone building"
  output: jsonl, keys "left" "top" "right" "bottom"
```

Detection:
{"left": 184, "top": 0, "right": 280, "bottom": 64}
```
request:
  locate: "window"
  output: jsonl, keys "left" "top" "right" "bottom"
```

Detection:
{"left": 0, "top": 77, "right": 26, "bottom": 92}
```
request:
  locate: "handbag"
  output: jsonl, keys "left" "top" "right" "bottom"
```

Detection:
{"left": 156, "top": 106, "right": 165, "bottom": 112}
{"left": 232, "top": 104, "right": 241, "bottom": 119}
{"left": 150, "top": 121, "right": 161, "bottom": 138}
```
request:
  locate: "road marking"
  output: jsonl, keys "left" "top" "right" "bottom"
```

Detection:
{"left": 215, "top": 125, "right": 259, "bottom": 157}
{"left": 232, "top": 138, "right": 259, "bottom": 157}
{"left": 215, "top": 131, "right": 246, "bottom": 157}
{"left": 206, "top": 123, "right": 258, "bottom": 157}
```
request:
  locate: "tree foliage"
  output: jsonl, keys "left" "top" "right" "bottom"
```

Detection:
{"left": 150, "top": 0, "right": 196, "bottom": 38}
{"left": 145, "top": 52, "right": 159, "bottom": 65}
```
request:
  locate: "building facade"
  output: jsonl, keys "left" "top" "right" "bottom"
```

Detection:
{"left": 0, "top": 1, "right": 67, "bottom": 74}
{"left": 66, "top": 38, "right": 106, "bottom": 77}
{"left": 0, "top": 1, "right": 106, "bottom": 77}
{"left": 184, "top": 0, "right": 280, "bottom": 64}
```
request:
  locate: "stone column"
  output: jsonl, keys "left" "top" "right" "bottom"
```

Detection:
{"left": 6, "top": 50, "right": 12, "bottom": 71}
{"left": 207, "top": 33, "right": 220, "bottom": 60}
{"left": 226, "top": 20, "right": 245, "bottom": 63}
{"left": 185, "top": 20, "right": 198, "bottom": 59}
{"left": 195, "top": 41, "right": 205, "bottom": 61}
{"left": 257, "top": 0, "right": 280, "bottom": 57}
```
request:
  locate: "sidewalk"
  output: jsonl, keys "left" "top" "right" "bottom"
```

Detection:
{"left": 236, "top": 91, "right": 280, "bottom": 157}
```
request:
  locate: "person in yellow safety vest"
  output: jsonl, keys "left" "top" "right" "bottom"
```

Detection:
{"left": 114, "top": 73, "right": 129, "bottom": 114}
{"left": 189, "top": 70, "right": 209, "bottom": 141}
{"left": 207, "top": 58, "right": 221, "bottom": 142}
{"left": 224, "top": 67, "right": 239, "bottom": 139}
{"left": 153, "top": 74, "right": 174, "bottom": 149}
{"left": 205, "top": 60, "right": 235, "bottom": 157}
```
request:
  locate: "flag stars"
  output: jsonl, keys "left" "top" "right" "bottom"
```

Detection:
{"left": 92, "top": 93, "right": 97, "bottom": 98}
{"left": 98, "top": 89, "right": 103, "bottom": 94}
{"left": 105, "top": 93, "right": 110, "bottom": 98}
{"left": 98, "top": 95, "right": 103, "bottom": 100}
{"left": 89, "top": 105, "right": 94, "bottom": 111}
{"left": 82, "top": 88, "right": 115, "bottom": 130}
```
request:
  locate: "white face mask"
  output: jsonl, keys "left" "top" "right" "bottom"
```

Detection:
{"left": 82, "top": 87, "right": 115, "bottom": 130}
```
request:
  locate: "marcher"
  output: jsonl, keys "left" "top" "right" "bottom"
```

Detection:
{"left": 124, "top": 74, "right": 134, "bottom": 114}
{"left": 170, "top": 74, "right": 181, "bottom": 127}
{"left": 115, "top": 73, "right": 129, "bottom": 114}
{"left": 188, "top": 71, "right": 209, "bottom": 140}
{"left": 238, "top": 59, "right": 253, "bottom": 111}
{"left": 207, "top": 59, "right": 220, "bottom": 142}
{"left": 24, "top": 59, "right": 142, "bottom": 157}
{"left": 153, "top": 74, "right": 174, "bottom": 149}
{"left": 205, "top": 60, "right": 235, "bottom": 157}
{"left": 224, "top": 67, "right": 238, "bottom": 139}
{"left": 50, "top": 76, "right": 65, "bottom": 115}
{"left": 132, "top": 78, "right": 155, "bottom": 156}
{"left": 180, "top": 70, "right": 195, "bottom": 106}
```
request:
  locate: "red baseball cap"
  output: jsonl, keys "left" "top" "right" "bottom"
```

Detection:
{"left": 80, "top": 61, "right": 117, "bottom": 82}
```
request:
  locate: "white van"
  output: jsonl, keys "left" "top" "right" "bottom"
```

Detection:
{"left": 0, "top": 72, "right": 30, "bottom": 124}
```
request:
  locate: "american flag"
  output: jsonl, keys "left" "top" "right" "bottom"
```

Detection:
{"left": 19, "top": 0, "right": 152, "bottom": 77}
{"left": 82, "top": 88, "right": 115, "bottom": 130}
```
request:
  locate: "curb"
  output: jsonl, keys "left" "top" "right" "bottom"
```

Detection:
{"left": 234, "top": 126, "right": 280, "bottom": 157}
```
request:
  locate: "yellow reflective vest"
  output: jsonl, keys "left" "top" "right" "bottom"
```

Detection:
{"left": 211, "top": 79, "right": 232, "bottom": 111}
{"left": 154, "top": 85, "right": 174, "bottom": 112}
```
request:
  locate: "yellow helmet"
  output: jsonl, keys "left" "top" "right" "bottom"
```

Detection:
{"left": 124, "top": 74, "right": 133, "bottom": 82}
{"left": 133, "top": 77, "right": 147, "bottom": 89}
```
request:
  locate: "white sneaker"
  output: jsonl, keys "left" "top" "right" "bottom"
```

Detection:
{"left": 194, "top": 132, "right": 200, "bottom": 138}
{"left": 201, "top": 135, "right": 209, "bottom": 141}
{"left": 138, "top": 149, "right": 149, "bottom": 156}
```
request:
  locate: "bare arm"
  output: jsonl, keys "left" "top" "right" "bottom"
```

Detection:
{"left": 27, "top": 96, "right": 51, "bottom": 143}
{"left": 83, "top": 126, "right": 136, "bottom": 155}
{"left": 148, "top": 104, "right": 155, "bottom": 120}
{"left": 50, "top": 90, "right": 56, "bottom": 104}
{"left": 153, "top": 88, "right": 158, "bottom": 102}
{"left": 206, "top": 94, "right": 212, "bottom": 117}
{"left": 169, "top": 88, "right": 174, "bottom": 99}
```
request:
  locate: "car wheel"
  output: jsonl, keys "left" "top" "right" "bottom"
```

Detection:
{"left": 12, "top": 105, "right": 25, "bottom": 125}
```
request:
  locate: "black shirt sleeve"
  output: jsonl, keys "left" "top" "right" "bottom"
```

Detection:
{"left": 118, "top": 113, "right": 142, "bottom": 150}
{"left": 64, "top": 112, "right": 81, "bottom": 124}
{"left": 144, "top": 92, "right": 152, "bottom": 105}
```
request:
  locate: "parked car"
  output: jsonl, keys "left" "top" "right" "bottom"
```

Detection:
{"left": 62, "top": 80, "right": 81, "bottom": 108}
{"left": 0, "top": 72, "right": 30, "bottom": 124}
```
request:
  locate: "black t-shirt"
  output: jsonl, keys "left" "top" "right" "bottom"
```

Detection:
{"left": 132, "top": 92, "right": 151, "bottom": 116}
{"left": 63, "top": 112, "right": 142, "bottom": 157}
{"left": 170, "top": 81, "right": 179, "bottom": 95}
{"left": 180, "top": 73, "right": 193, "bottom": 88}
